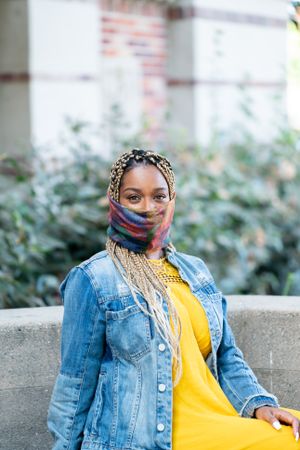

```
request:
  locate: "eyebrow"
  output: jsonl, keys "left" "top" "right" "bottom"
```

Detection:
{"left": 122, "top": 187, "right": 168, "bottom": 193}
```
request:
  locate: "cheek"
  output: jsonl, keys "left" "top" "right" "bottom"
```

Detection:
{"left": 119, "top": 197, "right": 139, "bottom": 210}
{"left": 119, "top": 195, "right": 130, "bottom": 207}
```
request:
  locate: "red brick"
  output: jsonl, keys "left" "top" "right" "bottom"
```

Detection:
{"left": 102, "top": 26, "right": 118, "bottom": 33}
{"left": 100, "top": 2, "right": 167, "bottom": 143}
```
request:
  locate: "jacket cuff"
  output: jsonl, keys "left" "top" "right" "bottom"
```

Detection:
{"left": 239, "top": 394, "right": 280, "bottom": 418}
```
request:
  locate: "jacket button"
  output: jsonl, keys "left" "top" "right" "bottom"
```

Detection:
{"left": 158, "top": 343, "right": 166, "bottom": 351}
{"left": 158, "top": 383, "right": 166, "bottom": 392}
{"left": 157, "top": 423, "right": 165, "bottom": 432}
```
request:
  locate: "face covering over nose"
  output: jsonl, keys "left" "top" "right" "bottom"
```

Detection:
{"left": 106, "top": 192, "right": 176, "bottom": 253}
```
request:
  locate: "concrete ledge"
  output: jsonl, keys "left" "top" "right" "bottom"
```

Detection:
{"left": 226, "top": 296, "right": 300, "bottom": 410}
{"left": 0, "top": 296, "right": 299, "bottom": 449}
{"left": 0, "top": 306, "right": 61, "bottom": 450}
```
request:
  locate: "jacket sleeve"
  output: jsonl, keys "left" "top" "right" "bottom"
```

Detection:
{"left": 47, "top": 266, "right": 106, "bottom": 450}
{"left": 217, "top": 294, "right": 280, "bottom": 419}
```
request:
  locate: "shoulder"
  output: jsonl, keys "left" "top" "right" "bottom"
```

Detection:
{"left": 171, "top": 249, "right": 221, "bottom": 293}
{"left": 76, "top": 249, "right": 110, "bottom": 271}
{"left": 74, "top": 249, "right": 120, "bottom": 284}
{"left": 62, "top": 249, "right": 111, "bottom": 278}
{"left": 60, "top": 250, "right": 121, "bottom": 299}
{"left": 172, "top": 250, "right": 214, "bottom": 278}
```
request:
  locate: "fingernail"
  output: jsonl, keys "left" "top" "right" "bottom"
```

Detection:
{"left": 295, "top": 431, "right": 299, "bottom": 442}
{"left": 272, "top": 420, "right": 282, "bottom": 430}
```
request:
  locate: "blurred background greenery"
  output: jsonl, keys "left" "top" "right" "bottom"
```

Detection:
{"left": 1, "top": 118, "right": 300, "bottom": 309}
{"left": 2, "top": 1, "right": 300, "bottom": 309}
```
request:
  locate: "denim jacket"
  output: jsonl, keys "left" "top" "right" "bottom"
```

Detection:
{"left": 47, "top": 247, "right": 279, "bottom": 450}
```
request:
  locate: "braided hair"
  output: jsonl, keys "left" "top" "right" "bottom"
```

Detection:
{"left": 106, "top": 148, "right": 183, "bottom": 386}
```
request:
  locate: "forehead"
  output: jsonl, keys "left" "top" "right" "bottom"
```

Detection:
{"left": 120, "top": 164, "right": 168, "bottom": 189}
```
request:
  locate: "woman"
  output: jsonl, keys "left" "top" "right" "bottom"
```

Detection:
{"left": 47, "top": 148, "right": 300, "bottom": 450}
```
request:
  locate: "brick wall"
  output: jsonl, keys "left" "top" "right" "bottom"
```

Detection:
{"left": 100, "top": 0, "right": 167, "bottom": 144}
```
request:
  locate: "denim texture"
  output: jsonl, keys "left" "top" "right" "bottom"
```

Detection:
{"left": 47, "top": 247, "right": 279, "bottom": 450}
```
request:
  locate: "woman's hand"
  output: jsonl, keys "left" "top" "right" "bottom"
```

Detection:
{"left": 254, "top": 406, "right": 300, "bottom": 441}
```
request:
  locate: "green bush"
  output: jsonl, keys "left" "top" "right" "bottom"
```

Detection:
{"left": 1, "top": 123, "right": 300, "bottom": 308}
{"left": 169, "top": 129, "right": 300, "bottom": 296}
{"left": 0, "top": 123, "right": 111, "bottom": 308}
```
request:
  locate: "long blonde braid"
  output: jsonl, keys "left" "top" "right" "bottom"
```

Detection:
{"left": 106, "top": 148, "right": 183, "bottom": 386}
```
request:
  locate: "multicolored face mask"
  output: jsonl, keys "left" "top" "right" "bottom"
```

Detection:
{"left": 107, "top": 193, "right": 176, "bottom": 253}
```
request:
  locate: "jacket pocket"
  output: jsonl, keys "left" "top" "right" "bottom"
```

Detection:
{"left": 106, "top": 304, "right": 152, "bottom": 361}
{"left": 91, "top": 370, "right": 107, "bottom": 432}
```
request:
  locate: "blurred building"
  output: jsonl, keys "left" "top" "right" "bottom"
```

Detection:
{"left": 0, "top": 0, "right": 289, "bottom": 157}
{"left": 287, "top": 1, "right": 300, "bottom": 130}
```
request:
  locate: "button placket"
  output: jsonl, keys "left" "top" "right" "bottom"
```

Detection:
{"left": 155, "top": 339, "right": 172, "bottom": 449}
{"left": 157, "top": 423, "right": 165, "bottom": 432}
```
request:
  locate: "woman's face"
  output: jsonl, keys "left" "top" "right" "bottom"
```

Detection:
{"left": 119, "top": 164, "right": 170, "bottom": 212}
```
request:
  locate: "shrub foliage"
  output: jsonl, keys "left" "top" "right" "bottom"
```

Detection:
{"left": 1, "top": 125, "right": 300, "bottom": 308}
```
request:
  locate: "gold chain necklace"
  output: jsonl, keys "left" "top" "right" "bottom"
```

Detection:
{"left": 148, "top": 257, "right": 185, "bottom": 285}
{"left": 148, "top": 256, "right": 167, "bottom": 271}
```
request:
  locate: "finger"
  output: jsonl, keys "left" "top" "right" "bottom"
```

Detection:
{"left": 271, "top": 418, "right": 282, "bottom": 430}
{"left": 273, "top": 410, "right": 300, "bottom": 440}
{"left": 274, "top": 410, "right": 294, "bottom": 425}
{"left": 292, "top": 420, "right": 300, "bottom": 441}
{"left": 291, "top": 419, "right": 300, "bottom": 441}
{"left": 292, "top": 419, "right": 300, "bottom": 441}
{"left": 267, "top": 412, "right": 282, "bottom": 430}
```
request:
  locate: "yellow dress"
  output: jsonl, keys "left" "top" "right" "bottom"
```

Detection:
{"left": 148, "top": 258, "right": 300, "bottom": 450}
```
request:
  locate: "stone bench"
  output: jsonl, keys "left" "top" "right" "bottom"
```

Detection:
{"left": 0, "top": 296, "right": 299, "bottom": 450}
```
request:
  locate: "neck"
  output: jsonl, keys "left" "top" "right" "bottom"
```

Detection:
{"left": 146, "top": 248, "right": 165, "bottom": 260}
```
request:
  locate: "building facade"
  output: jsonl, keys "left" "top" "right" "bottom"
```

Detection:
{"left": 0, "top": 0, "right": 288, "bottom": 157}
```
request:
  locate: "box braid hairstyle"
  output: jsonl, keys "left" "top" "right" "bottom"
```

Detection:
{"left": 106, "top": 148, "right": 182, "bottom": 386}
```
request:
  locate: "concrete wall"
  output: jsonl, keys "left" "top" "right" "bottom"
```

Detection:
{"left": 0, "top": 0, "right": 31, "bottom": 157}
{"left": 167, "top": 0, "right": 288, "bottom": 145}
{"left": 0, "top": 0, "right": 102, "bottom": 159}
{"left": 0, "top": 295, "right": 299, "bottom": 449}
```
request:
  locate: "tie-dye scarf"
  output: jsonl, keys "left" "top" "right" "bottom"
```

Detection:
{"left": 107, "top": 193, "right": 176, "bottom": 253}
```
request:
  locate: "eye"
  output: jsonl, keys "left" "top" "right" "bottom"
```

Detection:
{"left": 127, "top": 195, "right": 140, "bottom": 202}
{"left": 155, "top": 194, "right": 167, "bottom": 200}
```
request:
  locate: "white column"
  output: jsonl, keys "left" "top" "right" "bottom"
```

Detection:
{"left": 167, "top": 0, "right": 288, "bottom": 145}
{"left": 0, "top": 0, "right": 102, "bottom": 159}
{"left": 0, "top": 1, "right": 31, "bottom": 158}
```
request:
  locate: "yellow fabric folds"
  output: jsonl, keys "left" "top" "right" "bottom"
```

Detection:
{"left": 149, "top": 258, "right": 300, "bottom": 450}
